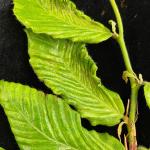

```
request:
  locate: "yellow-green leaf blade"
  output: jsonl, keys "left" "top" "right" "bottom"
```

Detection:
{"left": 27, "top": 30, "right": 124, "bottom": 126}
{"left": 0, "top": 81, "right": 125, "bottom": 150}
{"left": 13, "top": 0, "right": 112, "bottom": 43}
{"left": 144, "top": 82, "right": 150, "bottom": 108}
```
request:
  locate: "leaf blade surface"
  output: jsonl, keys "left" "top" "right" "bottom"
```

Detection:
{"left": 144, "top": 82, "right": 150, "bottom": 108}
{"left": 13, "top": 0, "right": 112, "bottom": 43}
{"left": 27, "top": 30, "right": 124, "bottom": 126}
{"left": 138, "top": 146, "right": 150, "bottom": 150}
{"left": 0, "top": 81, "right": 125, "bottom": 150}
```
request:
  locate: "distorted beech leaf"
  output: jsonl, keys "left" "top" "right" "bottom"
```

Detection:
{"left": 27, "top": 30, "right": 124, "bottom": 126}
{"left": 0, "top": 81, "right": 125, "bottom": 150}
{"left": 13, "top": 0, "right": 112, "bottom": 43}
{"left": 144, "top": 82, "right": 150, "bottom": 109}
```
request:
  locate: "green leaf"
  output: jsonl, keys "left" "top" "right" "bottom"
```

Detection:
{"left": 13, "top": 0, "right": 112, "bottom": 43}
{"left": 138, "top": 146, "right": 150, "bottom": 150}
{"left": 144, "top": 82, "right": 150, "bottom": 108}
{"left": 27, "top": 30, "right": 124, "bottom": 126}
{"left": 0, "top": 81, "right": 125, "bottom": 150}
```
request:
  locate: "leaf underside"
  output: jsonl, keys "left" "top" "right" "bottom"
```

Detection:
{"left": 144, "top": 82, "right": 150, "bottom": 109}
{"left": 27, "top": 30, "right": 124, "bottom": 126}
{"left": 13, "top": 0, "right": 112, "bottom": 43}
{"left": 0, "top": 81, "right": 125, "bottom": 150}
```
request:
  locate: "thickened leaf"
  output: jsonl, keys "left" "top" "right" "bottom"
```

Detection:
{"left": 0, "top": 81, "right": 125, "bottom": 150}
{"left": 13, "top": 0, "right": 112, "bottom": 43}
{"left": 27, "top": 30, "right": 124, "bottom": 126}
{"left": 144, "top": 82, "right": 150, "bottom": 108}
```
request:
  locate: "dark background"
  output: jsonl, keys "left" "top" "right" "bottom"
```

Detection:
{"left": 0, "top": 0, "right": 150, "bottom": 149}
